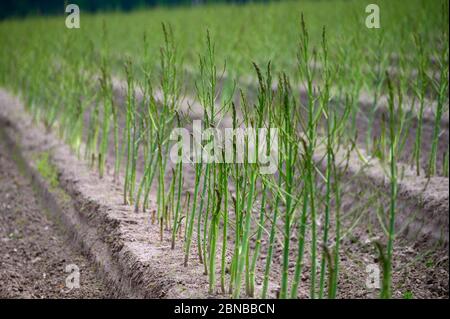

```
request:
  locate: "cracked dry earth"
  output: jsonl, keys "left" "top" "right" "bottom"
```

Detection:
{"left": 0, "top": 138, "right": 108, "bottom": 299}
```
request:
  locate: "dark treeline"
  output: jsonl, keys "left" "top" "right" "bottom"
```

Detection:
{"left": 0, "top": 0, "right": 273, "bottom": 20}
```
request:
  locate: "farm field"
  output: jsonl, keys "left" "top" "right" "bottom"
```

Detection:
{"left": 0, "top": 0, "right": 448, "bottom": 300}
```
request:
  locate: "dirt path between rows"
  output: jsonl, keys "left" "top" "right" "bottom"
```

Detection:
{"left": 0, "top": 85, "right": 448, "bottom": 299}
{"left": 0, "top": 137, "right": 109, "bottom": 298}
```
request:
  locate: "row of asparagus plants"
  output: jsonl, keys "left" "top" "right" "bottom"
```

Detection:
{"left": 0, "top": 8, "right": 447, "bottom": 298}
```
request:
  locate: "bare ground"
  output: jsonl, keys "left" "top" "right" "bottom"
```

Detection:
{"left": 0, "top": 135, "right": 109, "bottom": 299}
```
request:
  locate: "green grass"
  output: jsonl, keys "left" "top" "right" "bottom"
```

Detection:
{"left": 35, "top": 152, "right": 59, "bottom": 189}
